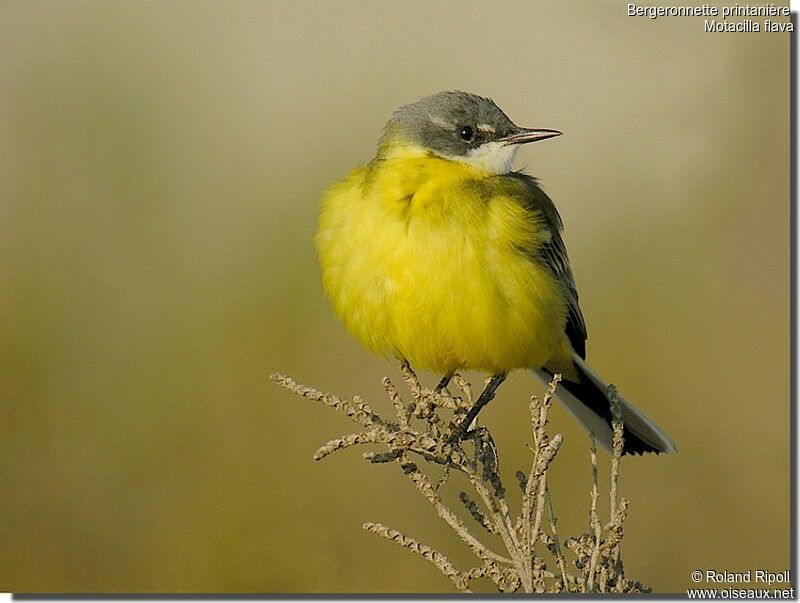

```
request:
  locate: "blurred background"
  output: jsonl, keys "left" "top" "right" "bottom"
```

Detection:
{"left": 0, "top": 0, "right": 790, "bottom": 593}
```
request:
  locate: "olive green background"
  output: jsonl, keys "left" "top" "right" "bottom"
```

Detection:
{"left": 0, "top": 0, "right": 790, "bottom": 593}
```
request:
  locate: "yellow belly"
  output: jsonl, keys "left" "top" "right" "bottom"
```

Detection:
{"left": 316, "top": 154, "right": 568, "bottom": 374}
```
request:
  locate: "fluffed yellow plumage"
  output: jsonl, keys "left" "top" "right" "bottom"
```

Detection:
{"left": 317, "top": 147, "right": 570, "bottom": 375}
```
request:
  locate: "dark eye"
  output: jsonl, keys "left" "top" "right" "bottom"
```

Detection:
{"left": 459, "top": 125, "right": 474, "bottom": 141}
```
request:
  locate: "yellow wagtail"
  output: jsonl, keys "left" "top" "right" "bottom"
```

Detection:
{"left": 316, "top": 91, "right": 675, "bottom": 455}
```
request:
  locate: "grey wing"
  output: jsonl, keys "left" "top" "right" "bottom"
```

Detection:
{"left": 507, "top": 173, "right": 588, "bottom": 359}
{"left": 539, "top": 224, "right": 587, "bottom": 358}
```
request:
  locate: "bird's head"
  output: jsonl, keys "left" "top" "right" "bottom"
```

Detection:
{"left": 378, "top": 90, "right": 561, "bottom": 175}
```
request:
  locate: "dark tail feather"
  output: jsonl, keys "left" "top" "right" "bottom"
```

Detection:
{"left": 532, "top": 354, "right": 676, "bottom": 456}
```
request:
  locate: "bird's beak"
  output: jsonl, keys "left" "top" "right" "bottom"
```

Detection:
{"left": 501, "top": 127, "right": 562, "bottom": 146}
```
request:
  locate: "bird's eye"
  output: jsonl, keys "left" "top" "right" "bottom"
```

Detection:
{"left": 459, "top": 126, "right": 474, "bottom": 141}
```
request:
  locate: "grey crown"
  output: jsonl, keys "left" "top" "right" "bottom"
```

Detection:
{"left": 380, "top": 90, "right": 518, "bottom": 158}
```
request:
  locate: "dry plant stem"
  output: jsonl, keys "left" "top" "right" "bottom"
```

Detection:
{"left": 363, "top": 522, "right": 469, "bottom": 592}
{"left": 461, "top": 457, "right": 528, "bottom": 588}
{"left": 530, "top": 395, "right": 561, "bottom": 529}
{"left": 270, "top": 365, "right": 651, "bottom": 594}
{"left": 383, "top": 377, "right": 409, "bottom": 428}
{"left": 521, "top": 377, "right": 560, "bottom": 559}
{"left": 587, "top": 438, "right": 603, "bottom": 591}
{"left": 526, "top": 434, "right": 562, "bottom": 590}
{"left": 610, "top": 447, "right": 620, "bottom": 523}
{"left": 546, "top": 487, "right": 569, "bottom": 591}
{"left": 452, "top": 375, "right": 474, "bottom": 406}
{"left": 460, "top": 491, "right": 497, "bottom": 535}
{"left": 609, "top": 402, "right": 626, "bottom": 566}
{"left": 520, "top": 395, "right": 541, "bottom": 557}
{"left": 609, "top": 386, "right": 624, "bottom": 524}
{"left": 400, "top": 454, "right": 512, "bottom": 565}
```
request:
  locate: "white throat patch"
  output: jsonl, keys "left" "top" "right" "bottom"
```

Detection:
{"left": 459, "top": 141, "right": 519, "bottom": 175}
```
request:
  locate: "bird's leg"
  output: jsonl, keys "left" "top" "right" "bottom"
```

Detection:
{"left": 435, "top": 372, "right": 454, "bottom": 393}
{"left": 450, "top": 372, "right": 507, "bottom": 441}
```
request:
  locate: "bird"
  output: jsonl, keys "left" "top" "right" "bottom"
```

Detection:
{"left": 315, "top": 90, "right": 675, "bottom": 455}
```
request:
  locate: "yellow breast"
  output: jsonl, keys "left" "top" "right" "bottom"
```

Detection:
{"left": 315, "top": 148, "right": 567, "bottom": 374}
